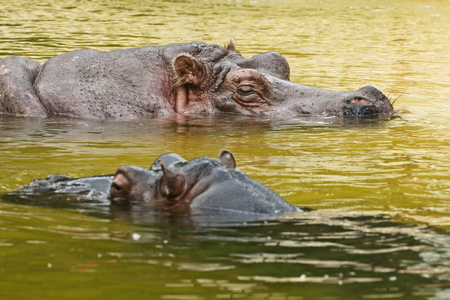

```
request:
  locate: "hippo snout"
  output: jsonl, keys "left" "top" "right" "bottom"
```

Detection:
{"left": 343, "top": 96, "right": 381, "bottom": 117}
{"left": 342, "top": 86, "right": 393, "bottom": 117}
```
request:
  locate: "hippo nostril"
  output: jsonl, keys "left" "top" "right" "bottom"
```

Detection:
{"left": 343, "top": 96, "right": 381, "bottom": 117}
{"left": 351, "top": 97, "right": 371, "bottom": 106}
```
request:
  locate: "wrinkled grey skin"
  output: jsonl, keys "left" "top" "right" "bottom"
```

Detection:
{"left": 6, "top": 151, "right": 299, "bottom": 215}
{"left": 0, "top": 41, "right": 393, "bottom": 119}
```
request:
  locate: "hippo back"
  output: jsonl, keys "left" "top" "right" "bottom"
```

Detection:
{"left": 180, "top": 158, "right": 299, "bottom": 214}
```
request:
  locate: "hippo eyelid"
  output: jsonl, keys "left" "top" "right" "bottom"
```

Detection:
{"left": 112, "top": 171, "right": 132, "bottom": 193}
{"left": 111, "top": 182, "right": 123, "bottom": 192}
{"left": 233, "top": 83, "right": 270, "bottom": 106}
{"left": 238, "top": 85, "right": 255, "bottom": 95}
{"left": 230, "top": 71, "right": 272, "bottom": 98}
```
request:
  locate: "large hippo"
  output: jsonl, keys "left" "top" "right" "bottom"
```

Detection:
{"left": 4, "top": 151, "right": 300, "bottom": 216}
{"left": 0, "top": 40, "right": 393, "bottom": 119}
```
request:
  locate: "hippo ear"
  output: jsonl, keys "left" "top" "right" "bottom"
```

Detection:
{"left": 219, "top": 150, "right": 236, "bottom": 169}
{"left": 173, "top": 54, "right": 205, "bottom": 87}
{"left": 226, "top": 38, "right": 239, "bottom": 53}
{"left": 159, "top": 162, "right": 186, "bottom": 198}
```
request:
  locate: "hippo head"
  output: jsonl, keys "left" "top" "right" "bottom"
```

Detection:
{"left": 108, "top": 150, "right": 297, "bottom": 214}
{"left": 171, "top": 41, "right": 394, "bottom": 118}
{"left": 108, "top": 151, "right": 237, "bottom": 210}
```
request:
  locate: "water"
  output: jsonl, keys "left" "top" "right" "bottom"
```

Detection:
{"left": 1, "top": 0, "right": 449, "bottom": 299}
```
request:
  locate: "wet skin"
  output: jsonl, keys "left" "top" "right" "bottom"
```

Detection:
{"left": 0, "top": 41, "right": 394, "bottom": 119}
{"left": 6, "top": 151, "right": 299, "bottom": 215}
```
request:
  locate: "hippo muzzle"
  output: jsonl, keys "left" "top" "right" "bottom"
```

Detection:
{"left": 342, "top": 85, "right": 393, "bottom": 117}
{"left": 259, "top": 74, "right": 394, "bottom": 118}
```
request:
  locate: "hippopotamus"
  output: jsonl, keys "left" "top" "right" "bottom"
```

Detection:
{"left": 4, "top": 151, "right": 300, "bottom": 216}
{"left": 0, "top": 40, "right": 393, "bottom": 119}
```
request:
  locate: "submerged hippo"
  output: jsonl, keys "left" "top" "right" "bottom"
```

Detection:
{"left": 0, "top": 40, "right": 393, "bottom": 119}
{"left": 4, "top": 151, "right": 299, "bottom": 216}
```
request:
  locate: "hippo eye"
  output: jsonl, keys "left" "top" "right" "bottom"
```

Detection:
{"left": 111, "top": 182, "right": 123, "bottom": 193}
{"left": 109, "top": 173, "right": 130, "bottom": 199}
{"left": 110, "top": 182, "right": 127, "bottom": 199}
{"left": 237, "top": 85, "right": 255, "bottom": 96}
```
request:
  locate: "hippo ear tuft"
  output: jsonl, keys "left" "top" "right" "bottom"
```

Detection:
{"left": 173, "top": 54, "right": 205, "bottom": 88}
{"left": 219, "top": 150, "right": 236, "bottom": 169}
{"left": 226, "top": 38, "right": 239, "bottom": 53}
{"left": 160, "top": 162, "right": 186, "bottom": 198}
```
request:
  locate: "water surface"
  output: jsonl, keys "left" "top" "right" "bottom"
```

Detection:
{"left": 1, "top": 0, "right": 449, "bottom": 299}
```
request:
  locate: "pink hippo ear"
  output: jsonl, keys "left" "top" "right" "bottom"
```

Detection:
{"left": 219, "top": 150, "right": 236, "bottom": 169}
{"left": 172, "top": 54, "right": 207, "bottom": 113}
{"left": 159, "top": 162, "right": 186, "bottom": 198}
{"left": 173, "top": 54, "right": 206, "bottom": 88}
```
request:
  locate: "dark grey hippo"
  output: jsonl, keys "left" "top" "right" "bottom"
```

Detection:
{"left": 0, "top": 40, "right": 393, "bottom": 119}
{"left": 4, "top": 151, "right": 300, "bottom": 216}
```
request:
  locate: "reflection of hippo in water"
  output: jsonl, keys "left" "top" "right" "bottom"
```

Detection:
{"left": 0, "top": 40, "right": 393, "bottom": 119}
{"left": 5, "top": 151, "right": 300, "bottom": 215}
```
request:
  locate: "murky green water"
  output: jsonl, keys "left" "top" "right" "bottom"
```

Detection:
{"left": 1, "top": 0, "right": 449, "bottom": 299}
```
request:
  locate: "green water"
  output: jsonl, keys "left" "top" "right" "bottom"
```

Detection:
{"left": 1, "top": 0, "right": 449, "bottom": 299}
